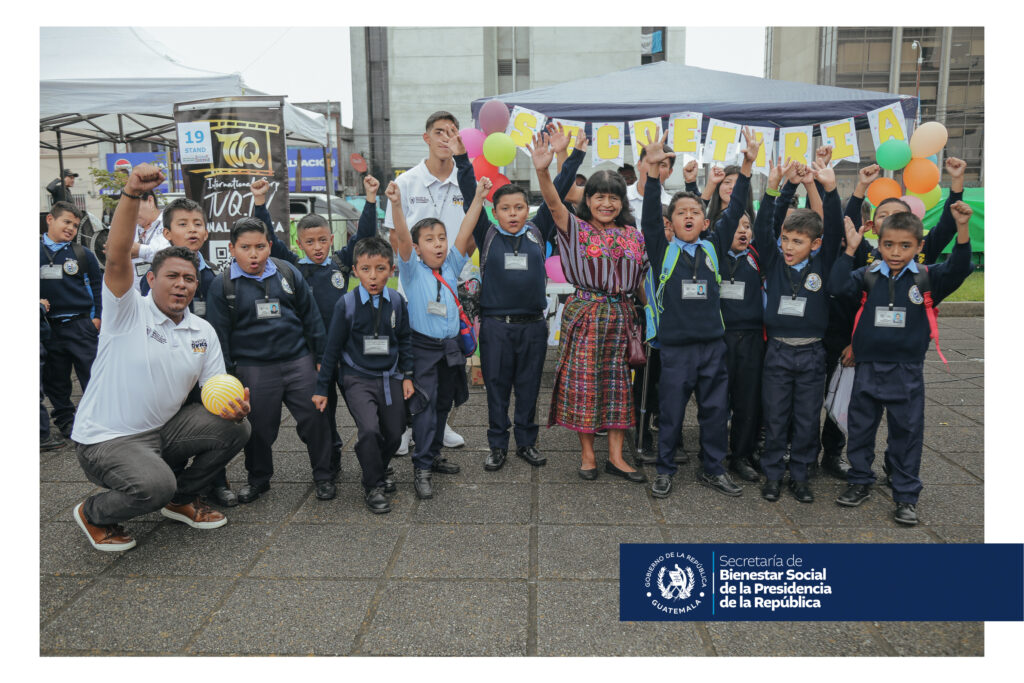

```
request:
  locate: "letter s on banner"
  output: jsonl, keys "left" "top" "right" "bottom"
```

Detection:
{"left": 506, "top": 106, "right": 547, "bottom": 157}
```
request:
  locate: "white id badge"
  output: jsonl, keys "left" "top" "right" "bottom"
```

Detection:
{"left": 40, "top": 264, "right": 63, "bottom": 280}
{"left": 719, "top": 281, "right": 745, "bottom": 300}
{"left": 504, "top": 253, "right": 529, "bottom": 270}
{"left": 874, "top": 306, "right": 907, "bottom": 328}
{"left": 255, "top": 299, "right": 282, "bottom": 319}
{"left": 134, "top": 262, "right": 151, "bottom": 277}
{"left": 363, "top": 337, "right": 390, "bottom": 355}
{"left": 427, "top": 301, "right": 447, "bottom": 317}
{"left": 192, "top": 300, "right": 207, "bottom": 316}
{"left": 682, "top": 280, "right": 708, "bottom": 300}
{"left": 778, "top": 297, "right": 807, "bottom": 317}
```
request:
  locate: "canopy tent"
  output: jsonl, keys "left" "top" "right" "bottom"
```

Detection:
{"left": 471, "top": 61, "right": 918, "bottom": 132}
{"left": 40, "top": 27, "right": 327, "bottom": 152}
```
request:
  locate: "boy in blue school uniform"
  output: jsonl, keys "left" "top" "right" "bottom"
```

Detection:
{"left": 829, "top": 204, "right": 974, "bottom": 525}
{"left": 140, "top": 197, "right": 215, "bottom": 316}
{"left": 385, "top": 175, "right": 485, "bottom": 499}
{"left": 252, "top": 175, "right": 379, "bottom": 477}
{"left": 640, "top": 128, "right": 761, "bottom": 499}
{"left": 452, "top": 123, "right": 587, "bottom": 471}
{"left": 313, "top": 237, "right": 414, "bottom": 513}
{"left": 755, "top": 157, "right": 845, "bottom": 504}
{"left": 205, "top": 217, "right": 334, "bottom": 502}
{"left": 39, "top": 201, "right": 103, "bottom": 439}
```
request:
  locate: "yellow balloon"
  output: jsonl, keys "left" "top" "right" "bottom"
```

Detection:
{"left": 201, "top": 373, "right": 245, "bottom": 415}
{"left": 908, "top": 185, "right": 943, "bottom": 211}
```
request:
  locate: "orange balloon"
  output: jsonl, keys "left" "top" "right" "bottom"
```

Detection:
{"left": 902, "top": 158, "right": 940, "bottom": 195}
{"left": 866, "top": 177, "right": 902, "bottom": 207}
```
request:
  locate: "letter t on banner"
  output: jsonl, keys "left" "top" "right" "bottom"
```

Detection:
{"left": 668, "top": 112, "right": 703, "bottom": 164}
{"left": 592, "top": 122, "right": 625, "bottom": 168}
{"left": 505, "top": 106, "right": 547, "bottom": 159}
{"left": 702, "top": 119, "right": 742, "bottom": 165}
{"left": 628, "top": 118, "right": 663, "bottom": 163}
{"left": 819, "top": 118, "right": 860, "bottom": 166}
{"left": 550, "top": 118, "right": 586, "bottom": 155}
{"left": 747, "top": 126, "right": 776, "bottom": 177}
{"left": 779, "top": 126, "right": 814, "bottom": 167}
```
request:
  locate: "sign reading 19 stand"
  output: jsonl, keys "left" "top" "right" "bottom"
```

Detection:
{"left": 621, "top": 544, "right": 1024, "bottom": 622}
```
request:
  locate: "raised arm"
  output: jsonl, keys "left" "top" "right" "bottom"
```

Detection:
{"left": 772, "top": 159, "right": 799, "bottom": 238}
{"left": 533, "top": 124, "right": 588, "bottom": 240}
{"left": 640, "top": 131, "right": 675, "bottom": 257}
{"left": 529, "top": 130, "right": 569, "bottom": 233}
{"left": 701, "top": 165, "right": 725, "bottom": 204}
{"left": 337, "top": 174, "right": 382, "bottom": 268}
{"left": 683, "top": 159, "right": 700, "bottom": 196}
{"left": 456, "top": 176, "right": 491, "bottom": 257}
{"left": 713, "top": 127, "right": 759, "bottom": 252}
{"left": 828, "top": 216, "right": 870, "bottom": 300}
{"left": 930, "top": 201, "right": 976, "bottom": 303}
{"left": 812, "top": 158, "right": 843, "bottom": 272}
{"left": 921, "top": 156, "right": 968, "bottom": 264}
{"left": 384, "top": 182, "right": 413, "bottom": 262}
{"left": 106, "top": 164, "right": 165, "bottom": 296}
{"left": 251, "top": 178, "right": 297, "bottom": 264}
{"left": 450, "top": 132, "right": 491, "bottom": 251}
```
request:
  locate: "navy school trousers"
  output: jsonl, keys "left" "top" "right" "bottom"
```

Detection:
{"left": 479, "top": 316, "right": 547, "bottom": 450}
{"left": 342, "top": 373, "right": 405, "bottom": 490}
{"left": 761, "top": 339, "right": 826, "bottom": 482}
{"left": 723, "top": 329, "right": 764, "bottom": 462}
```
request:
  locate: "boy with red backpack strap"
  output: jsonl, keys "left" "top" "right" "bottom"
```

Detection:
{"left": 828, "top": 202, "right": 974, "bottom": 526}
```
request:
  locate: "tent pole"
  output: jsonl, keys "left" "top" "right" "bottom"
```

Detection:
{"left": 55, "top": 128, "right": 66, "bottom": 205}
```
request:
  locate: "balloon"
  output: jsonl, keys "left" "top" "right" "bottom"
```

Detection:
{"left": 201, "top": 374, "right": 245, "bottom": 415}
{"left": 902, "top": 158, "right": 940, "bottom": 194}
{"left": 900, "top": 195, "right": 926, "bottom": 219}
{"left": 876, "top": 139, "right": 912, "bottom": 170}
{"left": 460, "top": 128, "right": 486, "bottom": 159}
{"left": 486, "top": 174, "right": 510, "bottom": 202}
{"left": 479, "top": 100, "right": 511, "bottom": 135}
{"left": 908, "top": 184, "right": 942, "bottom": 211}
{"left": 866, "top": 177, "right": 902, "bottom": 207}
{"left": 472, "top": 155, "right": 498, "bottom": 181}
{"left": 483, "top": 132, "right": 517, "bottom": 167}
{"left": 926, "top": 154, "right": 939, "bottom": 166}
{"left": 544, "top": 255, "right": 567, "bottom": 283}
{"left": 909, "top": 121, "right": 948, "bottom": 158}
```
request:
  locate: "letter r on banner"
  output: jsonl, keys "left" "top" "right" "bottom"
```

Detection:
{"left": 780, "top": 126, "right": 813, "bottom": 166}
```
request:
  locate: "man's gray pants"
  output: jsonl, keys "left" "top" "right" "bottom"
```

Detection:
{"left": 76, "top": 404, "right": 251, "bottom": 525}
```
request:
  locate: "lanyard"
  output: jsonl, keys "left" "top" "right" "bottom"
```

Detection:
{"left": 728, "top": 253, "right": 743, "bottom": 283}
{"left": 42, "top": 243, "right": 61, "bottom": 266}
{"left": 786, "top": 265, "right": 812, "bottom": 299}
{"left": 434, "top": 274, "right": 443, "bottom": 302}
{"left": 370, "top": 295, "right": 383, "bottom": 337}
{"left": 679, "top": 248, "right": 704, "bottom": 283}
{"left": 888, "top": 273, "right": 896, "bottom": 311}
{"left": 138, "top": 224, "right": 157, "bottom": 245}
{"left": 262, "top": 277, "right": 273, "bottom": 301}
{"left": 502, "top": 233, "right": 526, "bottom": 256}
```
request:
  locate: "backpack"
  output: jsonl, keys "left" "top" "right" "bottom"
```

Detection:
{"left": 643, "top": 241, "right": 722, "bottom": 349}
{"left": 479, "top": 223, "right": 544, "bottom": 273}
{"left": 851, "top": 265, "right": 947, "bottom": 366}
{"left": 221, "top": 257, "right": 314, "bottom": 353}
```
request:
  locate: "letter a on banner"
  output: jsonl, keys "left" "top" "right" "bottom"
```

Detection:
{"left": 779, "top": 126, "right": 814, "bottom": 166}
{"left": 819, "top": 117, "right": 860, "bottom": 165}
{"left": 668, "top": 112, "right": 703, "bottom": 164}
{"left": 550, "top": 118, "right": 586, "bottom": 154}
{"left": 592, "top": 122, "right": 625, "bottom": 168}
{"left": 703, "top": 118, "right": 741, "bottom": 164}
{"left": 506, "top": 106, "right": 547, "bottom": 157}
{"left": 867, "top": 103, "right": 908, "bottom": 149}
{"left": 628, "top": 118, "right": 662, "bottom": 162}
{"left": 747, "top": 126, "right": 776, "bottom": 177}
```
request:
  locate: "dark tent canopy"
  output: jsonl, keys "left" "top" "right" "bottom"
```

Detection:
{"left": 471, "top": 61, "right": 917, "bottom": 133}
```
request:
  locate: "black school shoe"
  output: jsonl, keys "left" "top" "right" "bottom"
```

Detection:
{"left": 431, "top": 456, "right": 460, "bottom": 474}
{"left": 697, "top": 470, "right": 742, "bottom": 497}
{"left": 761, "top": 479, "right": 782, "bottom": 502}
{"left": 821, "top": 454, "right": 851, "bottom": 480}
{"left": 315, "top": 480, "right": 337, "bottom": 500}
{"left": 484, "top": 448, "right": 507, "bottom": 471}
{"left": 40, "top": 431, "right": 66, "bottom": 451}
{"left": 364, "top": 486, "right": 391, "bottom": 514}
{"left": 516, "top": 445, "right": 547, "bottom": 467}
{"left": 788, "top": 479, "right": 814, "bottom": 503}
{"left": 383, "top": 476, "right": 397, "bottom": 494}
{"left": 208, "top": 485, "right": 238, "bottom": 507}
{"left": 651, "top": 474, "right": 672, "bottom": 498}
{"left": 237, "top": 482, "right": 270, "bottom": 504}
{"left": 836, "top": 484, "right": 872, "bottom": 507}
{"left": 894, "top": 502, "right": 919, "bottom": 525}
{"left": 728, "top": 457, "right": 760, "bottom": 482}
{"left": 414, "top": 468, "right": 433, "bottom": 499}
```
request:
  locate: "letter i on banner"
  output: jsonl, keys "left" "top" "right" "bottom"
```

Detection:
{"left": 628, "top": 118, "right": 662, "bottom": 162}
{"left": 702, "top": 119, "right": 742, "bottom": 165}
{"left": 668, "top": 112, "right": 703, "bottom": 163}
{"left": 819, "top": 117, "right": 860, "bottom": 166}
{"left": 867, "top": 103, "right": 908, "bottom": 149}
{"left": 505, "top": 106, "right": 547, "bottom": 158}
{"left": 592, "top": 122, "right": 625, "bottom": 168}
{"left": 747, "top": 126, "right": 776, "bottom": 176}
{"left": 779, "top": 126, "right": 814, "bottom": 166}
{"left": 550, "top": 118, "right": 586, "bottom": 154}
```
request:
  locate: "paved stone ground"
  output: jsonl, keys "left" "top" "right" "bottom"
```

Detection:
{"left": 39, "top": 317, "right": 984, "bottom": 656}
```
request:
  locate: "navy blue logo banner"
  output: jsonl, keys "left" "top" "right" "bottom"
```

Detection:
{"left": 620, "top": 544, "right": 1023, "bottom": 621}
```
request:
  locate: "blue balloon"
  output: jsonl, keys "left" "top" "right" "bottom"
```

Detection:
{"left": 926, "top": 154, "right": 939, "bottom": 165}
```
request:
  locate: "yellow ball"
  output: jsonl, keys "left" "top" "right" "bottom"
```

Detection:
{"left": 201, "top": 373, "right": 245, "bottom": 416}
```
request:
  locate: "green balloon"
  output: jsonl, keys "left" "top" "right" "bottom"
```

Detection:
{"left": 483, "top": 133, "right": 517, "bottom": 167}
{"left": 876, "top": 139, "right": 912, "bottom": 170}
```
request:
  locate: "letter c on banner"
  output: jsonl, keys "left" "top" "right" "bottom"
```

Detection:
{"left": 597, "top": 124, "right": 620, "bottom": 160}
{"left": 825, "top": 121, "right": 856, "bottom": 160}
{"left": 509, "top": 111, "right": 538, "bottom": 147}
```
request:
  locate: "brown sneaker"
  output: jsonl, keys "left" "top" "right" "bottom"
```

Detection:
{"left": 73, "top": 502, "right": 136, "bottom": 552}
{"left": 160, "top": 497, "right": 227, "bottom": 529}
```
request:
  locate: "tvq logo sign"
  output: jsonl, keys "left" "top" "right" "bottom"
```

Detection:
{"left": 214, "top": 131, "right": 265, "bottom": 169}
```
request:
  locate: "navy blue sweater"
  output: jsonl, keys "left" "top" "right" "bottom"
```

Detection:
{"left": 205, "top": 261, "right": 326, "bottom": 370}
{"left": 756, "top": 186, "right": 844, "bottom": 339}
{"left": 259, "top": 200, "right": 378, "bottom": 333}
{"left": 39, "top": 241, "right": 102, "bottom": 320}
{"left": 315, "top": 287, "right": 413, "bottom": 395}
{"left": 717, "top": 189, "right": 774, "bottom": 331}
{"left": 829, "top": 240, "right": 972, "bottom": 363}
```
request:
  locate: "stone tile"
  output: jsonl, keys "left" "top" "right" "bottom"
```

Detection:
{"left": 40, "top": 521, "right": 155, "bottom": 576}
{"left": 210, "top": 482, "right": 311, "bottom": 524}
{"left": 107, "top": 524, "right": 272, "bottom": 577}
{"left": 360, "top": 580, "right": 528, "bottom": 656}
{"left": 539, "top": 482, "right": 654, "bottom": 525}
{"left": 392, "top": 525, "right": 529, "bottom": 579}
{"left": 920, "top": 454, "right": 983, "bottom": 484}
{"left": 799, "top": 527, "right": 935, "bottom": 543}
{"left": 538, "top": 525, "right": 663, "bottom": 579}
{"left": 39, "top": 451, "right": 90, "bottom": 483}
{"left": 664, "top": 526, "right": 804, "bottom": 544}
{"left": 41, "top": 578, "right": 234, "bottom": 653}
{"left": 225, "top": 450, "right": 326, "bottom": 484}
{"left": 948, "top": 405, "right": 983, "bottom": 424}
{"left": 922, "top": 426, "right": 983, "bottom": 453}
{"left": 919, "top": 485, "right": 984, "bottom": 526}
{"left": 39, "top": 576, "right": 92, "bottom": 624}
{"left": 705, "top": 621, "right": 886, "bottom": 656}
{"left": 945, "top": 452, "right": 983, "bottom": 480}
{"left": 250, "top": 524, "right": 401, "bottom": 579}
{"left": 655, "top": 481, "right": 789, "bottom": 527}
{"left": 536, "top": 449, "right": 649, "bottom": 483}
{"left": 923, "top": 405, "right": 980, "bottom": 426}
{"left": 872, "top": 621, "right": 983, "bottom": 656}
{"left": 40, "top": 482, "right": 101, "bottom": 522}
{"left": 930, "top": 526, "right": 985, "bottom": 543}
{"left": 429, "top": 449, "right": 535, "bottom": 483}
{"left": 536, "top": 581, "right": 707, "bottom": 656}
{"left": 413, "top": 483, "right": 532, "bottom": 524}
{"left": 291, "top": 483, "right": 413, "bottom": 525}
{"left": 187, "top": 579, "right": 376, "bottom": 655}
{"left": 921, "top": 386, "right": 985, "bottom": 407}
{"left": 775, "top": 481, "right": 898, "bottom": 528}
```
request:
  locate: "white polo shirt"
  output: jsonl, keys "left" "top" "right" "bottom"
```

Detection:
{"left": 383, "top": 159, "right": 466, "bottom": 241}
{"left": 626, "top": 181, "right": 672, "bottom": 227}
{"left": 71, "top": 283, "right": 225, "bottom": 445}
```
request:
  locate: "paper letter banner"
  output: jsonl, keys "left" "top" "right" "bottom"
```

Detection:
{"left": 819, "top": 118, "right": 860, "bottom": 166}
{"left": 593, "top": 122, "right": 625, "bottom": 168}
{"left": 505, "top": 106, "right": 547, "bottom": 158}
{"left": 628, "top": 118, "right": 663, "bottom": 162}
{"left": 668, "top": 112, "right": 703, "bottom": 164}
{"left": 867, "top": 103, "right": 908, "bottom": 149}
{"left": 550, "top": 118, "right": 586, "bottom": 155}
{"left": 779, "top": 125, "right": 814, "bottom": 167}
{"left": 748, "top": 125, "right": 776, "bottom": 177}
{"left": 702, "top": 118, "right": 742, "bottom": 165}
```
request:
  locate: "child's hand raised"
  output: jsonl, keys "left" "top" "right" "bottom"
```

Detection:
{"left": 384, "top": 181, "right": 401, "bottom": 205}
{"left": 250, "top": 178, "right": 270, "bottom": 206}
{"left": 574, "top": 129, "right": 589, "bottom": 155}
{"left": 950, "top": 200, "right": 973, "bottom": 225}
{"left": 547, "top": 122, "right": 570, "bottom": 155}
{"left": 798, "top": 163, "right": 816, "bottom": 186}
{"left": 708, "top": 165, "right": 726, "bottom": 186}
{"left": 740, "top": 126, "right": 761, "bottom": 164}
{"left": 815, "top": 145, "right": 833, "bottom": 168}
{"left": 945, "top": 156, "right": 966, "bottom": 179}
{"left": 843, "top": 216, "right": 867, "bottom": 254}
{"left": 812, "top": 158, "right": 836, "bottom": 191}
{"left": 784, "top": 159, "right": 804, "bottom": 185}
{"left": 682, "top": 159, "right": 699, "bottom": 184}
{"left": 529, "top": 131, "right": 554, "bottom": 171}
{"left": 476, "top": 176, "right": 493, "bottom": 200}
{"left": 642, "top": 130, "right": 675, "bottom": 170}
{"left": 363, "top": 174, "right": 380, "bottom": 198}
{"left": 858, "top": 164, "right": 881, "bottom": 186}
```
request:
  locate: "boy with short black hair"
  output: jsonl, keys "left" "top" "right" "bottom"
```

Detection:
{"left": 829, "top": 204, "right": 974, "bottom": 525}
{"left": 141, "top": 196, "right": 213, "bottom": 316}
{"left": 313, "top": 236, "right": 413, "bottom": 513}
{"left": 40, "top": 200, "right": 103, "bottom": 439}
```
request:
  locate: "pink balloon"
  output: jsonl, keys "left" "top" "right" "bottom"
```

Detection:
{"left": 461, "top": 128, "right": 485, "bottom": 159}
{"left": 545, "top": 255, "right": 567, "bottom": 284}
{"left": 900, "top": 194, "right": 926, "bottom": 219}
{"left": 479, "top": 100, "right": 511, "bottom": 135}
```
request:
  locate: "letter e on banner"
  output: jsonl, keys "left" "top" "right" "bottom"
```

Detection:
{"left": 668, "top": 112, "right": 703, "bottom": 163}
{"left": 703, "top": 119, "right": 741, "bottom": 164}
{"left": 506, "top": 106, "right": 547, "bottom": 157}
{"left": 779, "top": 126, "right": 813, "bottom": 166}
{"left": 867, "top": 103, "right": 909, "bottom": 149}
{"left": 593, "top": 122, "right": 624, "bottom": 168}
{"left": 629, "top": 118, "right": 662, "bottom": 162}
{"left": 820, "top": 118, "right": 859, "bottom": 165}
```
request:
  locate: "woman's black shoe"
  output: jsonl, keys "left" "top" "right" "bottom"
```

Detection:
{"left": 604, "top": 461, "right": 646, "bottom": 483}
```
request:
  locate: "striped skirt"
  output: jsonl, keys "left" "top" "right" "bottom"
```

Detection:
{"left": 548, "top": 293, "right": 635, "bottom": 433}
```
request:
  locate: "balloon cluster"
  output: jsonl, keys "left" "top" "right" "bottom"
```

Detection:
{"left": 460, "top": 100, "right": 518, "bottom": 202}
{"left": 867, "top": 121, "right": 949, "bottom": 218}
